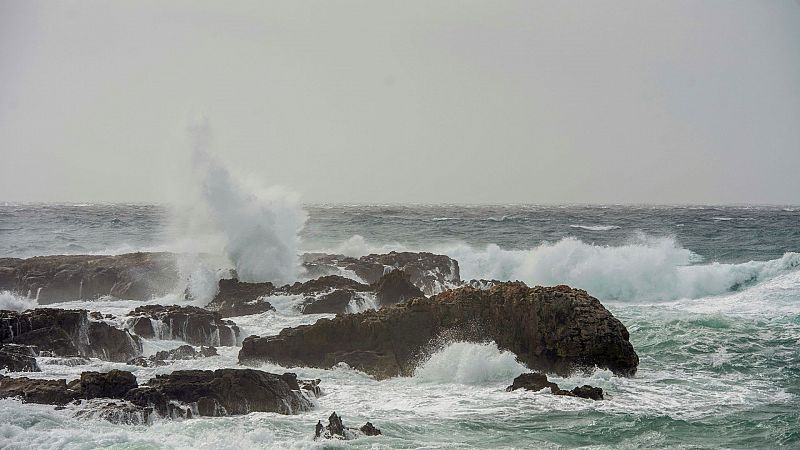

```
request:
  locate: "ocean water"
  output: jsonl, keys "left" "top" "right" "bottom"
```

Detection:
{"left": 1, "top": 204, "right": 799, "bottom": 449}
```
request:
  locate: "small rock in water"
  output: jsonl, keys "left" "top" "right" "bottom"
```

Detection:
{"left": 507, "top": 372, "right": 604, "bottom": 400}
{"left": 314, "top": 411, "right": 382, "bottom": 440}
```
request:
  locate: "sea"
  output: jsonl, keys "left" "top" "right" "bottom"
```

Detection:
{"left": 1, "top": 203, "right": 799, "bottom": 449}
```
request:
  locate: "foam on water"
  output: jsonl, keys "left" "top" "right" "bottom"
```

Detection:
{"left": 0, "top": 291, "right": 37, "bottom": 312}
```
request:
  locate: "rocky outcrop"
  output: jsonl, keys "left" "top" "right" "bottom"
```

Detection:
{"left": 280, "top": 275, "right": 371, "bottom": 295}
{"left": 303, "top": 252, "right": 460, "bottom": 295}
{"left": 205, "top": 279, "right": 275, "bottom": 317}
{"left": 314, "top": 412, "right": 382, "bottom": 440}
{"left": 124, "top": 369, "right": 315, "bottom": 417}
{"left": 301, "top": 290, "right": 359, "bottom": 314}
{"left": 239, "top": 283, "right": 638, "bottom": 379}
{"left": 372, "top": 270, "right": 424, "bottom": 307}
{"left": 506, "top": 372, "right": 604, "bottom": 400}
{"left": 127, "top": 345, "right": 218, "bottom": 367}
{"left": 126, "top": 305, "right": 239, "bottom": 346}
{"left": 1, "top": 368, "right": 317, "bottom": 421}
{"left": 0, "top": 308, "right": 142, "bottom": 362}
{"left": 0, "top": 252, "right": 178, "bottom": 303}
{"left": 0, "top": 344, "right": 40, "bottom": 372}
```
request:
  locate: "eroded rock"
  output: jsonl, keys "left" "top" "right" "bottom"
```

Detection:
{"left": 0, "top": 344, "right": 40, "bottom": 372}
{"left": 206, "top": 279, "right": 275, "bottom": 318}
{"left": 126, "top": 305, "right": 239, "bottom": 346}
{"left": 506, "top": 372, "right": 604, "bottom": 400}
{"left": 239, "top": 283, "right": 638, "bottom": 379}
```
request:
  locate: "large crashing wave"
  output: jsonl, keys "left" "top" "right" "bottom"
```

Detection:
{"left": 185, "top": 120, "right": 307, "bottom": 285}
{"left": 443, "top": 236, "right": 800, "bottom": 301}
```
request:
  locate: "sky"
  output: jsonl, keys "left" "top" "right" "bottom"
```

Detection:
{"left": 1, "top": 0, "right": 799, "bottom": 204}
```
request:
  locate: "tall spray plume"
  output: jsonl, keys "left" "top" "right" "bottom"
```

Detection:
{"left": 187, "top": 119, "right": 307, "bottom": 284}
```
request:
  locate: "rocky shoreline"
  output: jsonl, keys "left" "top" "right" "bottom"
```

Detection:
{"left": 0, "top": 250, "right": 634, "bottom": 432}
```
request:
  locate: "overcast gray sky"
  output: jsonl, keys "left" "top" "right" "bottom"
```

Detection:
{"left": 1, "top": 0, "right": 799, "bottom": 204}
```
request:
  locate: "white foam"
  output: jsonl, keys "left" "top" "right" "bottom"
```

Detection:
{"left": 570, "top": 224, "right": 621, "bottom": 231}
{"left": 439, "top": 236, "right": 800, "bottom": 301}
{"left": 0, "top": 291, "right": 37, "bottom": 312}
{"left": 413, "top": 342, "right": 527, "bottom": 384}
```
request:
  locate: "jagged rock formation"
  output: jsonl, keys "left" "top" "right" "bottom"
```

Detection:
{"left": 205, "top": 279, "right": 275, "bottom": 317}
{"left": 124, "top": 369, "right": 315, "bottom": 417}
{"left": 302, "top": 251, "right": 460, "bottom": 295}
{"left": 0, "top": 344, "right": 40, "bottom": 372}
{"left": 0, "top": 308, "right": 142, "bottom": 362}
{"left": 0, "top": 252, "right": 178, "bottom": 303}
{"left": 240, "top": 283, "right": 638, "bottom": 379}
{"left": 126, "top": 305, "right": 239, "bottom": 346}
{"left": 314, "top": 411, "right": 382, "bottom": 440}
{"left": 506, "top": 372, "right": 604, "bottom": 400}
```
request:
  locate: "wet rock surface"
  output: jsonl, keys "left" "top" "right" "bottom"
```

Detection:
{"left": 314, "top": 412, "right": 382, "bottom": 440}
{"left": 127, "top": 305, "right": 240, "bottom": 346}
{"left": 0, "top": 308, "right": 142, "bottom": 362}
{"left": 0, "top": 252, "right": 178, "bottom": 303}
{"left": 124, "top": 369, "right": 315, "bottom": 417}
{"left": 506, "top": 372, "right": 604, "bottom": 400}
{"left": 0, "top": 344, "right": 40, "bottom": 372}
{"left": 205, "top": 278, "right": 275, "bottom": 317}
{"left": 372, "top": 269, "right": 424, "bottom": 307}
{"left": 302, "top": 251, "right": 460, "bottom": 295}
{"left": 240, "top": 283, "right": 638, "bottom": 379}
{"left": 127, "top": 345, "right": 218, "bottom": 367}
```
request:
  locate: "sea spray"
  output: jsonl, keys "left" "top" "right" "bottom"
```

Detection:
{"left": 185, "top": 120, "right": 307, "bottom": 284}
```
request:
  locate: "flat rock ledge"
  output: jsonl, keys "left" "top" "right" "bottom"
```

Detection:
{"left": 239, "top": 283, "right": 639, "bottom": 379}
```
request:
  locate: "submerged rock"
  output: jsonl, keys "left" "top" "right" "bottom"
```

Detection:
{"left": 0, "top": 344, "right": 40, "bottom": 372}
{"left": 206, "top": 278, "right": 275, "bottom": 318}
{"left": 124, "top": 369, "right": 315, "bottom": 417}
{"left": 239, "top": 283, "right": 638, "bottom": 379}
{"left": 314, "top": 412, "right": 382, "bottom": 440}
{"left": 0, "top": 375, "right": 77, "bottom": 405}
{"left": 506, "top": 372, "right": 604, "bottom": 400}
{"left": 302, "top": 251, "right": 460, "bottom": 295}
{"left": 0, "top": 252, "right": 178, "bottom": 303}
{"left": 0, "top": 309, "right": 142, "bottom": 362}
{"left": 126, "top": 305, "right": 239, "bottom": 346}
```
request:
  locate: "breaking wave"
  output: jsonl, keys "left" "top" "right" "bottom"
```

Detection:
{"left": 413, "top": 342, "right": 527, "bottom": 384}
{"left": 443, "top": 236, "right": 800, "bottom": 301}
{"left": 0, "top": 291, "right": 37, "bottom": 312}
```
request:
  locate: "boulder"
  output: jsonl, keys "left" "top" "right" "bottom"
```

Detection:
{"left": 239, "top": 283, "right": 638, "bottom": 379}
{"left": 280, "top": 275, "right": 371, "bottom": 295}
{"left": 0, "top": 309, "right": 142, "bottom": 362}
{"left": 302, "top": 252, "right": 460, "bottom": 295}
{"left": 0, "top": 344, "right": 40, "bottom": 372}
{"left": 0, "top": 252, "right": 178, "bottom": 303}
{"left": 126, "top": 305, "right": 239, "bottom": 346}
{"left": 300, "top": 290, "right": 359, "bottom": 314}
{"left": 506, "top": 372, "right": 604, "bottom": 400}
{"left": 206, "top": 279, "right": 275, "bottom": 318}
{"left": 372, "top": 270, "right": 424, "bottom": 307}
{"left": 124, "top": 369, "right": 315, "bottom": 417}
{"left": 72, "top": 370, "right": 138, "bottom": 399}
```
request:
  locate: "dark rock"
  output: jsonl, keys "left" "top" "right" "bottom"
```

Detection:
{"left": 73, "top": 399, "right": 153, "bottom": 425}
{"left": 0, "top": 375, "right": 78, "bottom": 404}
{"left": 315, "top": 412, "right": 381, "bottom": 440}
{"left": 124, "top": 369, "right": 314, "bottom": 417}
{"left": 0, "top": 252, "right": 179, "bottom": 303}
{"left": 43, "top": 357, "right": 91, "bottom": 367}
{"left": 127, "top": 305, "right": 239, "bottom": 346}
{"left": 300, "top": 378, "right": 323, "bottom": 398}
{"left": 302, "top": 252, "right": 460, "bottom": 295}
{"left": 240, "top": 283, "right": 638, "bottom": 379}
{"left": 128, "top": 345, "right": 218, "bottom": 368}
{"left": 506, "top": 372, "right": 604, "bottom": 400}
{"left": 360, "top": 422, "right": 382, "bottom": 436}
{"left": 0, "top": 309, "right": 142, "bottom": 362}
{"left": 0, "top": 344, "right": 40, "bottom": 372}
{"left": 570, "top": 385, "right": 604, "bottom": 400}
{"left": 74, "top": 370, "right": 138, "bottom": 399}
{"left": 301, "top": 290, "right": 358, "bottom": 314}
{"left": 372, "top": 270, "right": 424, "bottom": 307}
{"left": 206, "top": 279, "right": 276, "bottom": 318}
{"left": 281, "top": 275, "right": 370, "bottom": 295}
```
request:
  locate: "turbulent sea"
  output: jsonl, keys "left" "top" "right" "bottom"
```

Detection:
{"left": 1, "top": 203, "right": 799, "bottom": 449}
